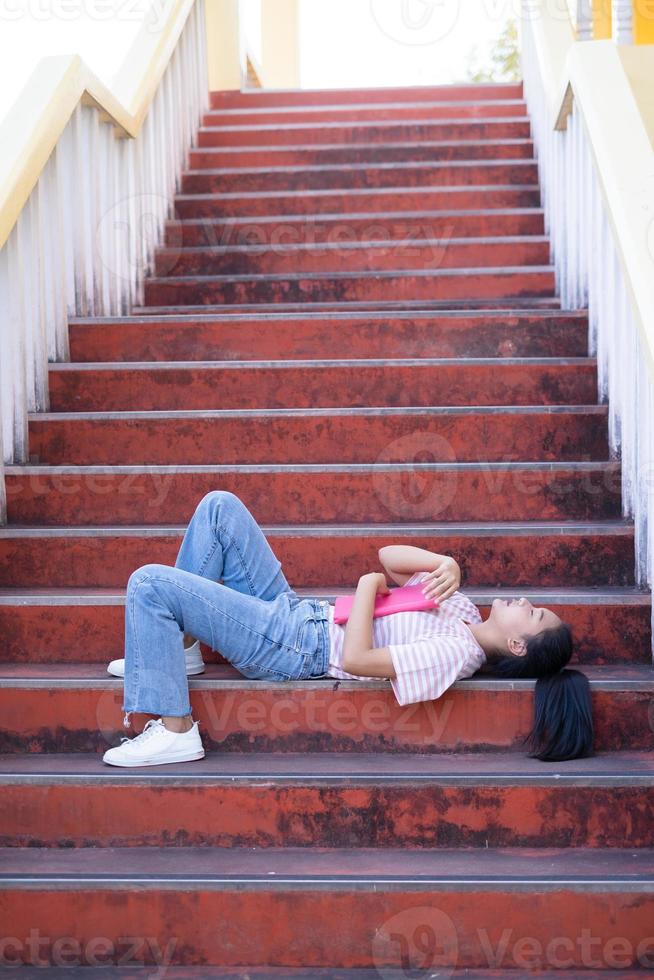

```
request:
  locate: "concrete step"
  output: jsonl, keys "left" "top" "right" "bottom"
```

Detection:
{"left": 4, "top": 461, "right": 623, "bottom": 525}
{"left": 153, "top": 237, "right": 551, "bottom": 277}
{"left": 0, "top": 663, "right": 652, "bottom": 754}
{"left": 164, "top": 209, "right": 546, "bottom": 248}
{"left": 209, "top": 81, "right": 523, "bottom": 109}
{"left": 67, "top": 310, "right": 586, "bottom": 362}
{"left": 26, "top": 406, "right": 610, "bottom": 466}
{"left": 2, "top": 749, "right": 654, "bottom": 848}
{"left": 201, "top": 98, "right": 528, "bottom": 127}
{"left": 2, "top": 846, "right": 653, "bottom": 969}
{"left": 9, "top": 971, "right": 647, "bottom": 980}
{"left": 134, "top": 297, "right": 564, "bottom": 315}
{"left": 198, "top": 117, "right": 532, "bottom": 147}
{"left": 180, "top": 160, "right": 538, "bottom": 194}
{"left": 47, "top": 356, "right": 596, "bottom": 411}
{"left": 1, "top": 585, "right": 648, "bottom": 667}
{"left": 140, "top": 267, "right": 556, "bottom": 306}
{"left": 210, "top": 82, "right": 525, "bottom": 109}
{"left": 0, "top": 522, "right": 636, "bottom": 587}
{"left": 174, "top": 185, "right": 542, "bottom": 218}
{"left": 188, "top": 138, "right": 536, "bottom": 169}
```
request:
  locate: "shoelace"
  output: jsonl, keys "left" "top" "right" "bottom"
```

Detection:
{"left": 119, "top": 717, "right": 165, "bottom": 745}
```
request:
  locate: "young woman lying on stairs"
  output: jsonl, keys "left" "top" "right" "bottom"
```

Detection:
{"left": 103, "top": 490, "right": 593, "bottom": 768}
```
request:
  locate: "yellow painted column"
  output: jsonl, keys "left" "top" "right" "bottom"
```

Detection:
{"left": 592, "top": 0, "right": 613, "bottom": 38}
{"left": 634, "top": 0, "right": 654, "bottom": 42}
{"left": 261, "top": 0, "right": 300, "bottom": 88}
{"left": 204, "top": 0, "right": 242, "bottom": 91}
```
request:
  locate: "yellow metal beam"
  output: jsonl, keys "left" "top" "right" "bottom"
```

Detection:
{"left": 205, "top": 0, "right": 242, "bottom": 90}
{"left": 592, "top": 0, "right": 612, "bottom": 39}
{"left": 261, "top": 0, "right": 300, "bottom": 88}
{"left": 634, "top": 0, "right": 654, "bottom": 43}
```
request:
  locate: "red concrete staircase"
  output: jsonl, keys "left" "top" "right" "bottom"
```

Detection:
{"left": 1, "top": 81, "right": 653, "bottom": 976}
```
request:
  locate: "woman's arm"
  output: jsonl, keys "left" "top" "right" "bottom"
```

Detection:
{"left": 341, "top": 547, "right": 463, "bottom": 679}
{"left": 342, "top": 644, "right": 396, "bottom": 678}
{"left": 342, "top": 573, "right": 396, "bottom": 678}
{"left": 379, "top": 544, "right": 457, "bottom": 579}
{"left": 379, "top": 544, "right": 461, "bottom": 599}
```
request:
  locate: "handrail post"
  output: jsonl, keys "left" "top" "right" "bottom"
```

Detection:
{"left": 205, "top": 0, "right": 242, "bottom": 90}
{"left": 572, "top": 0, "right": 593, "bottom": 39}
{"left": 0, "top": 243, "right": 9, "bottom": 525}
{"left": 261, "top": 0, "right": 300, "bottom": 87}
{"left": 0, "top": 432, "right": 5, "bottom": 526}
{"left": 0, "top": 405, "right": 5, "bottom": 524}
{"left": 611, "top": 0, "right": 634, "bottom": 42}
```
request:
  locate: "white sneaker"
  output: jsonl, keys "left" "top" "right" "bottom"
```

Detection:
{"left": 103, "top": 717, "right": 205, "bottom": 767}
{"left": 107, "top": 639, "right": 205, "bottom": 677}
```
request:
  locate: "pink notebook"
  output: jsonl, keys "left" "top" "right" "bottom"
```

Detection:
{"left": 333, "top": 583, "right": 439, "bottom": 625}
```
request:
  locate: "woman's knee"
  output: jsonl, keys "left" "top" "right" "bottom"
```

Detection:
{"left": 196, "top": 489, "right": 243, "bottom": 525}
{"left": 127, "top": 563, "right": 174, "bottom": 595}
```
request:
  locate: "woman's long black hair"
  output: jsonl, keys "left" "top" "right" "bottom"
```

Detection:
{"left": 486, "top": 622, "right": 594, "bottom": 761}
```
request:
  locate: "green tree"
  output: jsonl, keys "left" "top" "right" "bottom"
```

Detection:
{"left": 465, "top": 18, "right": 521, "bottom": 83}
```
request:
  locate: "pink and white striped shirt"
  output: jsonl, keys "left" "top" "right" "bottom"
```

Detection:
{"left": 326, "top": 571, "right": 487, "bottom": 705}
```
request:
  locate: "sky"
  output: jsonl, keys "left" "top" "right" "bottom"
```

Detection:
{"left": 297, "top": 0, "right": 519, "bottom": 88}
{"left": 0, "top": 0, "right": 149, "bottom": 123}
{"left": 0, "top": 0, "right": 520, "bottom": 123}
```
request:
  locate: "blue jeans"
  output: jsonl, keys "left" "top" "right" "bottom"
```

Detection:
{"left": 121, "top": 490, "right": 331, "bottom": 726}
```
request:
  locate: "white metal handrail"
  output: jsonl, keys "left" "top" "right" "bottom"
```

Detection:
{"left": 521, "top": 14, "right": 654, "bottom": 621}
{"left": 0, "top": 0, "right": 209, "bottom": 523}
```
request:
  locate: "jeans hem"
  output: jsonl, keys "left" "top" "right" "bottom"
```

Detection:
{"left": 122, "top": 703, "right": 193, "bottom": 716}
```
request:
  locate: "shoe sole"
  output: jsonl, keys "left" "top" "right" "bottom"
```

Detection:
{"left": 102, "top": 748, "right": 206, "bottom": 767}
{"left": 106, "top": 664, "right": 206, "bottom": 677}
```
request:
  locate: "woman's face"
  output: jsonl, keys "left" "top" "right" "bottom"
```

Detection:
{"left": 489, "top": 596, "right": 562, "bottom": 639}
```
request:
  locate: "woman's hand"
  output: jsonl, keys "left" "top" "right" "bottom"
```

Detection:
{"left": 358, "top": 572, "right": 391, "bottom": 596}
{"left": 420, "top": 557, "right": 461, "bottom": 603}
